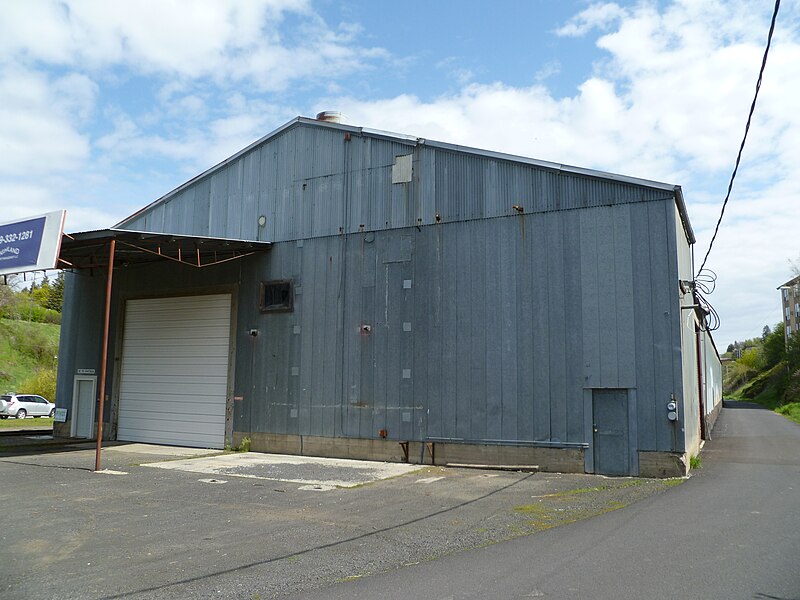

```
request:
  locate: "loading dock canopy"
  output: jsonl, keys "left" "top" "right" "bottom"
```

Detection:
{"left": 57, "top": 228, "right": 271, "bottom": 270}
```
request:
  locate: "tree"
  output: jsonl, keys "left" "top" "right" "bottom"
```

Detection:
{"left": 762, "top": 325, "right": 771, "bottom": 342}
{"left": 45, "top": 271, "right": 64, "bottom": 312}
{"left": 788, "top": 330, "right": 800, "bottom": 374}
{"left": 31, "top": 275, "right": 51, "bottom": 309}
{"left": 738, "top": 347, "right": 764, "bottom": 371}
{"left": 784, "top": 330, "right": 800, "bottom": 403}
{"left": 763, "top": 322, "right": 786, "bottom": 370}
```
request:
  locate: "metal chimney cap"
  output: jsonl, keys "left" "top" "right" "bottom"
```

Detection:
{"left": 316, "top": 111, "right": 344, "bottom": 123}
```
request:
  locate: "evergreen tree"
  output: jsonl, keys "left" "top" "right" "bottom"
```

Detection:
{"left": 46, "top": 271, "right": 64, "bottom": 312}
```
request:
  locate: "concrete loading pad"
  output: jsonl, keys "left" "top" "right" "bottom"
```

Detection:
{"left": 142, "top": 452, "right": 421, "bottom": 489}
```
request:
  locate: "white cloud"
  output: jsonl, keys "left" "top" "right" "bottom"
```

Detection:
{"left": 95, "top": 95, "right": 291, "bottom": 173}
{"left": 556, "top": 2, "right": 627, "bottom": 37}
{"left": 0, "top": 182, "right": 56, "bottom": 219}
{"left": 0, "top": 0, "right": 387, "bottom": 232}
{"left": 0, "top": 0, "right": 385, "bottom": 91}
{"left": 535, "top": 60, "right": 561, "bottom": 82}
{"left": 328, "top": 0, "right": 800, "bottom": 344}
{"left": 0, "top": 0, "right": 796, "bottom": 345}
{"left": 0, "top": 67, "right": 92, "bottom": 176}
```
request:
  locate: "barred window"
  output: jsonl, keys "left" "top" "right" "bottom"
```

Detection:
{"left": 260, "top": 280, "right": 293, "bottom": 312}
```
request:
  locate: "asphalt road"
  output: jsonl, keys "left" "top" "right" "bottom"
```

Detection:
{"left": 0, "top": 438, "right": 678, "bottom": 600}
{"left": 293, "top": 402, "right": 800, "bottom": 600}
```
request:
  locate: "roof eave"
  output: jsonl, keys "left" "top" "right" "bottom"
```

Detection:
{"left": 673, "top": 185, "right": 696, "bottom": 245}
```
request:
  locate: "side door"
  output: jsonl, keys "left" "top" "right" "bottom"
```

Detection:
{"left": 592, "top": 389, "right": 630, "bottom": 476}
{"left": 32, "top": 396, "right": 48, "bottom": 416}
{"left": 22, "top": 396, "right": 42, "bottom": 416}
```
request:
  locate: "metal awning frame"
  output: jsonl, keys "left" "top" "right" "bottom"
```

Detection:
{"left": 58, "top": 228, "right": 271, "bottom": 272}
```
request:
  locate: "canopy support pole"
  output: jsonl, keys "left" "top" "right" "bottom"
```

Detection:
{"left": 95, "top": 238, "right": 115, "bottom": 472}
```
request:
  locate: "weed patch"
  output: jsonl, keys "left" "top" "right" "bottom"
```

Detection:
{"left": 663, "top": 478, "right": 685, "bottom": 487}
{"left": 776, "top": 402, "right": 800, "bottom": 425}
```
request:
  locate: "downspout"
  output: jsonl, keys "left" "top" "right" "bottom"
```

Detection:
{"left": 693, "top": 293, "right": 708, "bottom": 442}
{"left": 695, "top": 326, "right": 707, "bottom": 441}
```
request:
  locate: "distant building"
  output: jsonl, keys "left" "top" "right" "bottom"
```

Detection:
{"left": 54, "top": 114, "right": 722, "bottom": 477}
{"left": 779, "top": 275, "right": 800, "bottom": 342}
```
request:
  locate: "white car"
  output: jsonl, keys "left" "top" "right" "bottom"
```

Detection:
{"left": 0, "top": 394, "right": 56, "bottom": 419}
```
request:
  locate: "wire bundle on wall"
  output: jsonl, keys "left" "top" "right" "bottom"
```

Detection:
{"left": 694, "top": 269, "right": 721, "bottom": 331}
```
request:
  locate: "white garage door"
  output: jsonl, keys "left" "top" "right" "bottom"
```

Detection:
{"left": 117, "top": 294, "right": 231, "bottom": 449}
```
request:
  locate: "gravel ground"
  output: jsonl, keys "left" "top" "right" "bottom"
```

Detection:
{"left": 0, "top": 443, "right": 685, "bottom": 600}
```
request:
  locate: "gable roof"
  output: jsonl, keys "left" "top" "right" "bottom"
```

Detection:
{"left": 778, "top": 274, "right": 800, "bottom": 289}
{"left": 115, "top": 116, "right": 695, "bottom": 244}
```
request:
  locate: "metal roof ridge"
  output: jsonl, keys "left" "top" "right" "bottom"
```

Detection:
{"left": 113, "top": 116, "right": 692, "bottom": 240}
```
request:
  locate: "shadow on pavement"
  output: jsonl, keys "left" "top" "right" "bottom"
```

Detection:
{"left": 722, "top": 399, "right": 769, "bottom": 410}
{"left": 0, "top": 432, "right": 116, "bottom": 458}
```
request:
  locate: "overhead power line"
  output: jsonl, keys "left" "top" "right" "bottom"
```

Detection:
{"left": 696, "top": 0, "right": 781, "bottom": 277}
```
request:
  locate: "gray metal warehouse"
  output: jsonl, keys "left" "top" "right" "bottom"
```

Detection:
{"left": 54, "top": 114, "right": 722, "bottom": 477}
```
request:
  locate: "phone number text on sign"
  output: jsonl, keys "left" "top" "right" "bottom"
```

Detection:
{"left": 0, "top": 230, "right": 35, "bottom": 245}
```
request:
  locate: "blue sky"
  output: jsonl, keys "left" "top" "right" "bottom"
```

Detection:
{"left": 1, "top": 0, "right": 798, "bottom": 347}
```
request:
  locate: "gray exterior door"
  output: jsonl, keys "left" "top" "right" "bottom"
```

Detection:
{"left": 74, "top": 377, "right": 96, "bottom": 439}
{"left": 592, "top": 389, "right": 629, "bottom": 476}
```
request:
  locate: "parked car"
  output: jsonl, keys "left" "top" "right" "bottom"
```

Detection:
{"left": 0, "top": 394, "right": 56, "bottom": 419}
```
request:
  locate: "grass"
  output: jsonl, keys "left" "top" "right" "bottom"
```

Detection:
{"left": 690, "top": 455, "right": 702, "bottom": 470}
{"left": 726, "top": 361, "right": 799, "bottom": 424}
{"left": 0, "top": 318, "right": 60, "bottom": 394}
{"left": 776, "top": 402, "right": 800, "bottom": 425}
{"left": 513, "top": 502, "right": 550, "bottom": 515}
{"left": 0, "top": 416, "right": 54, "bottom": 429}
{"left": 663, "top": 478, "right": 685, "bottom": 487}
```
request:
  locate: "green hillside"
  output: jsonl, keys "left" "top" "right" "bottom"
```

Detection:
{"left": 725, "top": 322, "right": 800, "bottom": 424}
{"left": 0, "top": 318, "right": 60, "bottom": 399}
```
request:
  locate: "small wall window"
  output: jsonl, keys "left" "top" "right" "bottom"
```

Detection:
{"left": 260, "top": 280, "right": 294, "bottom": 312}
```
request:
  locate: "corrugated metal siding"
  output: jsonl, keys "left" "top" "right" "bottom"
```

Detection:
{"left": 59, "top": 200, "right": 684, "bottom": 456}
{"left": 676, "top": 203, "right": 699, "bottom": 454}
{"left": 55, "top": 272, "right": 106, "bottom": 419}
{"left": 230, "top": 200, "right": 680, "bottom": 450}
{"left": 702, "top": 331, "right": 722, "bottom": 415}
{"left": 60, "top": 122, "right": 693, "bottom": 460}
{"left": 119, "top": 123, "right": 674, "bottom": 243}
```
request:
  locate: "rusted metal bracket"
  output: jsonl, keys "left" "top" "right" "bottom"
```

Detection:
{"left": 399, "top": 441, "right": 409, "bottom": 462}
{"left": 398, "top": 441, "right": 435, "bottom": 464}
{"left": 425, "top": 442, "right": 435, "bottom": 465}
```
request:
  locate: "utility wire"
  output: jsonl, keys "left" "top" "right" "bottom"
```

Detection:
{"left": 696, "top": 0, "right": 781, "bottom": 277}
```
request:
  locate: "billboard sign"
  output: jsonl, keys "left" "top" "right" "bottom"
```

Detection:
{"left": 0, "top": 211, "right": 66, "bottom": 277}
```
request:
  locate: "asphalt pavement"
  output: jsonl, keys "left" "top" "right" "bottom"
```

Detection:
{"left": 1, "top": 432, "right": 682, "bottom": 600}
{"left": 292, "top": 401, "right": 800, "bottom": 600}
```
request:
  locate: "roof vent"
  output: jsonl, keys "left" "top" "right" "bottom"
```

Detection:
{"left": 316, "top": 111, "right": 344, "bottom": 124}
